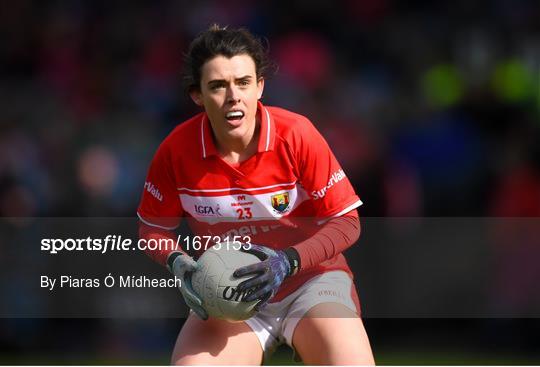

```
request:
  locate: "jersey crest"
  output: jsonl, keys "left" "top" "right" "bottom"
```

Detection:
{"left": 271, "top": 192, "right": 290, "bottom": 213}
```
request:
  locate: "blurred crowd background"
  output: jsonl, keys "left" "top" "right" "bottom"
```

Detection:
{"left": 1, "top": 0, "right": 540, "bottom": 218}
{"left": 1, "top": 0, "right": 539, "bottom": 364}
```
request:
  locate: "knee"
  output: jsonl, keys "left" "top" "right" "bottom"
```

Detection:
{"left": 172, "top": 354, "right": 216, "bottom": 366}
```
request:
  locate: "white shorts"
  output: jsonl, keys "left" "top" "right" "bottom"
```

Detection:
{"left": 244, "top": 270, "right": 358, "bottom": 359}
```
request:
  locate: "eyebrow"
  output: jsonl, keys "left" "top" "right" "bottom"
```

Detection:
{"left": 207, "top": 75, "right": 253, "bottom": 85}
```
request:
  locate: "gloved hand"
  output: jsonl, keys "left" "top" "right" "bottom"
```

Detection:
{"left": 169, "top": 252, "right": 208, "bottom": 320}
{"left": 233, "top": 245, "right": 292, "bottom": 311}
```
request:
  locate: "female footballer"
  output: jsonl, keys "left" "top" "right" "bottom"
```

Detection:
{"left": 137, "top": 25, "right": 375, "bottom": 365}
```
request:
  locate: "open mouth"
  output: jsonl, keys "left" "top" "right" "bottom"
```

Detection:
{"left": 225, "top": 110, "right": 245, "bottom": 121}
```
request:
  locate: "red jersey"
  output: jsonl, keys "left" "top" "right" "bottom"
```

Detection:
{"left": 137, "top": 101, "right": 362, "bottom": 301}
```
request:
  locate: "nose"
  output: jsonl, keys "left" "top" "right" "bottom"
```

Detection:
{"left": 226, "top": 85, "right": 241, "bottom": 104}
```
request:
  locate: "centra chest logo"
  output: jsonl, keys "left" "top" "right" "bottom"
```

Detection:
{"left": 271, "top": 192, "right": 290, "bottom": 213}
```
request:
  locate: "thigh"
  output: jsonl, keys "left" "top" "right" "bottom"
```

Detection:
{"left": 292, "top": 303, "right": 375, "bottom": 365}
{"left": 171, "top": 313, "right": 263, "bottom": 365}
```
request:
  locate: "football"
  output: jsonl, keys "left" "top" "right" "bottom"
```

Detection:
{"left": 191, "top": 245, "right": 260, "bottom": 321}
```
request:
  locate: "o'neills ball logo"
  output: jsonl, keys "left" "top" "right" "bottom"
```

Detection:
{"left": 222, "top": 286, "right": 254, "bottom": 302}
{"left": 271, "top": 192, "right": 290, "bottom": 213}
{"left": 312, "top": 169, "right": 346, "bottom": 200}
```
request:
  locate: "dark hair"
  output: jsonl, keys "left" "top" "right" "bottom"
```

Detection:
{"left": 183, "top": 24, "right": 274, "bottom": 92}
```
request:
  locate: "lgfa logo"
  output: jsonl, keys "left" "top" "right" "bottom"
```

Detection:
{"left": 194, "top": 204, "right": 222, "bottom": 217}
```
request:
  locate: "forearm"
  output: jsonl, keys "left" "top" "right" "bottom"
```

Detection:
{"left": 291, "top": 210, "right": 361, "bottom": 271}
{"left": 138, "top": 222, "right": 183, "bottom": 267}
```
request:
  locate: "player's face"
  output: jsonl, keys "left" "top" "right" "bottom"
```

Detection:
{"left": 191, "top": 54, "right": 264, "bottom": 149}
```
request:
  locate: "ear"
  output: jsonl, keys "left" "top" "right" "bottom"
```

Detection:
{"left": 190, "top": 90, "right": 203, "bottom": 106}
{"left": 257, "top": 78, "right": 265, "bottom": 100}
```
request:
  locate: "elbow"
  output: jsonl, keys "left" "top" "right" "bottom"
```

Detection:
{"left": 351, "top": 215, "right": 361, "bottom": 244}
{"left": 335, "top": 209, "right": 361, "bottom": 245}
{"left": 344, "top": 209, "right": 361, "bottom": 245}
